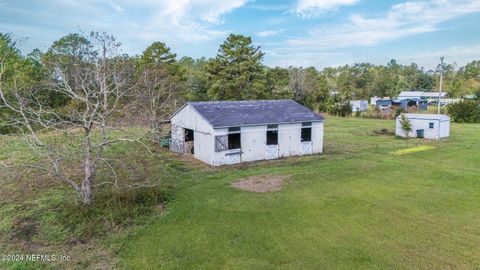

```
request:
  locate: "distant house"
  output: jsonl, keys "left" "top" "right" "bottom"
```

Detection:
{"left": 169, "top": 100, "right": 324, "bottom": 166}
{"left": 370, "top": 96, "right": 390, "bottom": 105}
{"left": 349, "top": 100, "right": 368, "bottom": 112}
{"left": 404, "top": 98, "right": 428, "bottom": 111}
{"left": 376, "top": 99, "right": 393, "bottom": 109}
{"left": 392, "top": 99, "right": 407, "bottom": 108}
{"left": 376, "top": 98, "right": 427, "bottom": 111}
{"left": 398, "top": 90, "right": 448, "bottom": 102}
{"left": 396, "top": 114, "right": 450, "bottom": 139}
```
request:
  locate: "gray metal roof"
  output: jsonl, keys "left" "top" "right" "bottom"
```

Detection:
{"left": 399, "top": 90, "right": 448, "bottom": 98}
{"left": 399, "top": 113, "right": 450, "bottom": 121}
{"left": 182, "top": 99, "right": 324, "bottom": 128}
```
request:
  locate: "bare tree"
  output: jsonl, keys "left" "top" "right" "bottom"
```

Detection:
{"left": 0, "top": 32, "right": 152, "bottom": 206}
{"left": 137, "top": 64, "right": 181, "bottom": 142}
{"left": 288, "top": 67, "right": 307, "bottom": 101}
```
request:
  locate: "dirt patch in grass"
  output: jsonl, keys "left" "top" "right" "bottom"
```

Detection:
{"left": 231, "top": 175, "right": 290, "bottom": 193}
{"left": 372, "top": 128, "right": 394, "bottom": 136}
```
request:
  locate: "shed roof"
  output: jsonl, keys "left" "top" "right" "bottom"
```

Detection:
{"left": 399, "top": 113, "right": 450, "bottom": 121}
{"left": 399, "top": 91, "right": 448, "bottom": 98}
{"left": 399, "top": 91, "right": 424, "bottom": 97}
{"left": 174, "top": 99, "right": 324, "bottom": 128}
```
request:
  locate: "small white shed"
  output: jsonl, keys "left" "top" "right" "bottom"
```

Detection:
{"left": 169, "top": 100, "right": 324, "bottom": 166}
{"left": 396, "top": 113, "right": 450, "bottom": 139}
{"left": 350, "top": 100, "right": 368, "bottom": 112}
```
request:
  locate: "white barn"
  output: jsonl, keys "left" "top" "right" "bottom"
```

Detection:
{"left": 169, "top": 100, "right": 324, "bottom": 166}
{"left": 396, "top": 113, "right": 450, "bottom": 139}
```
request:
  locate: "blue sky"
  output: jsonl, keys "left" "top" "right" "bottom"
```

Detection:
{"left": 1, "top": 0, "right": 480, "bottom": 70}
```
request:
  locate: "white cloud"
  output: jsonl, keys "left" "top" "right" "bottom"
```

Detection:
{"left": 295, "top": 0, "right": 360, "bottom": 18}
{"left": 265, "top": 48, "right": 352, "bottom": 68}
{"left": 1, "top": 0, "right": 248, "bottom": 56}
{"left": 289, "top": 0, "right": 480, "bottom": 48}
{"left": 120, "top": 0, "right": 248, "bottom": 41}
{"left": 257, "top": 29, "right": 285, "bottom": 37}
{"left": 196, "top": 0, "right": 247, "bottom": 24}
{"left": 108, "top": 1, "right": 125, "bottom": 13}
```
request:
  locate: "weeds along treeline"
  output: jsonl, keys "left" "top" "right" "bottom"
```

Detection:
{"left": 1, "top": 31, "right": 480, "bottom": 207}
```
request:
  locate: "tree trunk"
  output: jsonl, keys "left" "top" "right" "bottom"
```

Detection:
{"left": 82, "top": 130, "right": 95, "bottom": 206}
{"left": 82, "top": 156, "right": 94, "bottom": 205}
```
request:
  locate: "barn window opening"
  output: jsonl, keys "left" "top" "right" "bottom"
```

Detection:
{"left": 301, "top": 122, "right": 312, "bottom": 142}
{"left": 266, "top": 124, "right": 278, "bottom": 145}
{"left": 184, "top": 129, "right": 194, "bottom": 142}
{"left": 429, "top": 122, "right": 434, "bottom": 129}
{"left": 184, "top": 128, "right": 194, "bottom": 154}
{"left": 301, "top": 128, "right": 312, "bottom": 142}
{"left": 228, "top": 127, "right": 241, "bottom": 150}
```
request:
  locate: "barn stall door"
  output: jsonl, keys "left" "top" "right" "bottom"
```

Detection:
{"left": 223, "top": 151, "right": 241, "bottom": 164}
{"left": 266, "top": 145, "right": 279, "bottom": 159}
{"left": 170, "top": 126, "right": 185, "bottom": 154}
{"left": 301, "top": 124, "right": 313, "bottom": 155}
{"left": 266, "top": 126, "right": 279, "bottom": 159}
{"left": 301, "top": 142, "right": 313, "bottom": 155}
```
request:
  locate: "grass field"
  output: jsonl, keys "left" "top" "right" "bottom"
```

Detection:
{"left": 119, "top": 117, "right": 480, "bottom": 269}
{"left": 1, "top": 117, "right": 479, "bottom": 269}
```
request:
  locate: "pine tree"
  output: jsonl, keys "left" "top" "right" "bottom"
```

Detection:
{"left": 206, "top": 34, "right": 268, "bottom": 100}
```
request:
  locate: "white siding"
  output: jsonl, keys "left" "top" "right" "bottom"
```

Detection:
{"left": 395, "top": 114, "right": 450, "bottom": 140}
{"left": 439, "top": 120, "right": 450, "bottom": 138}
{"left": 170, "top": 104, "right": 215, "bottom": 164}
{"left": 212, "top": 128, "right": 234, "bottom": 166}
{"left": 170, "top": 104, "right": 212, "bottom": 134}
{"left": 212, "top": 126, "right": 268, "bottom": 166}
{"left": 312, "top": 121, "right": 324, "bottom": 153}
{"left": 171, "top": 104, "right": 325, "bottom": 166}
{"left": 241, "top": 125, "right": 267, "bottom": 162}
{"left": 278, "top": 123, "right": 302, "bottom": 157}
{"left": 193, "top": 131, "right": 214, "bottom": 164}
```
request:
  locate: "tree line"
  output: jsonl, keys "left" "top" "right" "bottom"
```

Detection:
{"left": 2, "top": 31, "right": 480, "bottom": 128}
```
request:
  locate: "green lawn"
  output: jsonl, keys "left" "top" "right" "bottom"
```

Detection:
{"left": 119, "top": 117, "right": 480, "bottom": 269}
{"left": 1, "top": 117, "right": 479, "bottom": 269}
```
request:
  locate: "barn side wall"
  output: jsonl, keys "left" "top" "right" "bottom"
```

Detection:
{"left": 212, "top": 128, "right": 238, "bottom": 166}
{"left": 170, "top": 105, "right": 212, "bottom": 134}
{"left": 439, "top": 121, "right": 450, "bottom": 138}
{"left": 193, "top": 131, "right": 214, "bottom": 165}
{"left": 312, "top": 121, "right": 324, "bottom": 154}
{"left": 241, "top": 125, "right": 268, "bottom": 162}
{"left": 395, "top": 117, "right": 450, "bottom": 139}
{"left": 278, "top": 123, "right": 302, "bottom": 157}
{"left": 170, "top": 104, "right": 214, "bottom": 165}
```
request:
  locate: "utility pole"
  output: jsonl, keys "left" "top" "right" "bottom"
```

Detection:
{"left": 437, "top": 56, "right": 444, "bottom": 114}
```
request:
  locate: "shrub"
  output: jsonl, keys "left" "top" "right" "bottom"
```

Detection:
{"left": 372, "top": 128, "right": 394, "bottom": 136}
{"left": 11, "top": 217, "right": 38, "bottom": 241}
{"left": 399, "top": 114, "right": 412, "bottom": 137}
{"left": 59, "top": 186, "right": 173, "bottom": 240}
{"left": 447, "top": 101, "right": 480, "bottom": 123}
{"left": 329, "top": 102, "right": 352, "bottom": 117}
